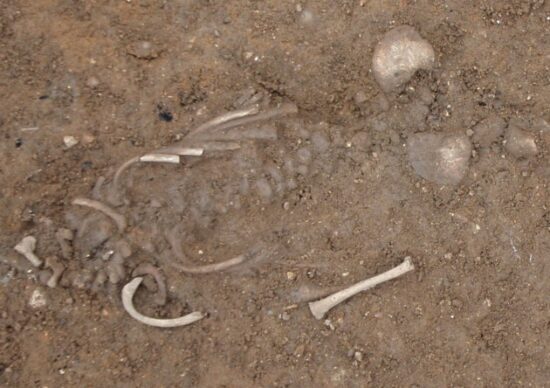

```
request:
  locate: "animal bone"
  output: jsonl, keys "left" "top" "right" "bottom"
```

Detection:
{"left": 106, "top": 253, "right": 125, "bottom": 284}
{"left": 72, "top": 197, "right": 127, "bottom": 232}
{"left": 45, "top": 256, "right": 65, "bottom": 288}
{"left": 55, "top": 228, "right": 74, "bottom": 259}
{"left": 152, "top": 147, "right": 204, "bottom": 157}
{"left": 132, "top": 263, "right": 167, "bottom": 306}
{"left": 166, "top": 230, "right": 248, "bottom": 274}
{"left": 112, "top": 148, "right": 203, "bottom": 190}
{"left": 308, "top": 257, "right": 414, "bottom": 320}
{"left": 139, "top": 154, "right": 181, "bottom": 163}
{"left": 189, "top": 105, "right": 260, "bottom": 138}
{"left": 14, "top": 236, "right": 42, "bottom": 267}
{"left": 121, "top": 277, "right": 205, "bottom": 328}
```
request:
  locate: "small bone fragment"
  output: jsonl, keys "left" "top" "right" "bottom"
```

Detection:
{"left": 122, "top": 277, "right": 205, "bottom": 328}
{"left": 72, "top": 197, "right": 127, "bottom": 232}
{"left": 115, "top": 239, "right": 132, "bottom": 259}
{"left": 153, "top": 147, "right": 204, "bottom": 157}
{"left": 189, "top": 105, "right": 260, "bottom": 137}
{"left": 308, "top": 257, "right": 414, "bottom": 320}
{"left": 132, "top": 263, "right": 167, "bottom": 306}
{"left": 139, "top": 154, "right": 180, "bottom": 163}
{"left": 106, "top": 253, "right": 125, "bottom": 284}
{"left": 14, "top": 236, "right": 42, "bottom": 267}
{"left": 44, "top": 256, "right": 65, "bottom": 288}
{"left": 167, "top": 231, "right": 247, "bottom": 274}
{"left": 112, "top": 156, "right": 140, "bottom": 189}
{"left": 92, "top": 176, "right": 106, "bottom": 199}
{"left": 113, "top": 149, "right": 203, "bottom": 189}
{"left": 55, "top": 228, "right": 74, "bottom": 259}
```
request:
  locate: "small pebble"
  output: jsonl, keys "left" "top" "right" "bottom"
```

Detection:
{"left": 311, "top": 132, "right": 329, "bottom": 152}
{"left": 354, "top": 351, "right": 363, "bottom": 362}
{"left": 286, "top": 271, "right": 297, "bottom": 281}
{"left": 86, "top": 77, "right": 100, "bottom": 88}
{"left": 128, "top": 40, "right": 159, "bottom": 59}
{"left": 29, "top": 289, "right": 47, "bottom": 309}
{"left": 296, "top": 147, "right": 312, "bottom": 164}
{"left": 504, "top": 126, "right": 538, "bottom": 158}
{"left": 354, "top": 91, "right": 368, "bottom": 105}
{"left": 63, "top": 136, "right": 79, "bottom": 148}
{"left": 324, "top": 319, "right": 335, "bottom": 330}
{"left": 280, "top": 312, "right": 290, "bottom": 321}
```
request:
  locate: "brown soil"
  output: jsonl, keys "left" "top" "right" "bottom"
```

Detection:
{"left": 1, "top": 1, "right": 549, "bottom": 387}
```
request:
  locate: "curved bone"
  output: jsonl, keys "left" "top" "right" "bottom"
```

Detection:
{"left": 72, "top": 197, "right": 127, "bottom": 232}
{"left": 189, "top": 105, "right": 260, "bottom": 137}
{"left": 167, "top": 230, "right": 247, "bottom": 274}
{"left": 121, "top": 277, "right": 205, "bottom": 328}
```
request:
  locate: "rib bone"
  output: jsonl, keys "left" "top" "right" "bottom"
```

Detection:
{"left": 121, "top": 277, "right": 205, "bottom": 328}
{"left": 308, "top": 257, "right": 414, "bottom": 320}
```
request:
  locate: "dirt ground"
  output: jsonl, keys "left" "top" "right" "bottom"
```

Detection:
{"left": 1, "top": 0, "right": 549, "bottom": 387}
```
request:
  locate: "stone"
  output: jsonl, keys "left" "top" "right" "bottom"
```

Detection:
{"left": 472, "top": 116, "right": 506, "bottom": 147}
{"left": 408, "top": 132, "right": 472, "bottom": 185}
{"left": 372, "top": 26, "right": 435, "bottom": 92}
{"left": 504, "top": 126, "right": 538, "bottom": 158}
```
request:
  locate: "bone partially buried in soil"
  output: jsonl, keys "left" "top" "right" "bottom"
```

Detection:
{"left": 122, "top": 277, "right": 205, "bottom": 328}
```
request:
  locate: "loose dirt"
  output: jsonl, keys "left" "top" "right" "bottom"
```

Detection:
{"left": 1, "top": 1, "right": 549, "bottom": 387}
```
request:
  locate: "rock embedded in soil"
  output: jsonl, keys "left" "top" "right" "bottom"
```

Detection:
{"left": 408, "top": 132, "right": 472, "bottom": 185}
{"left": 504, "top": 126, "right": 538, "bottom": 158}
{"left": 372, "top": 26, "right": 435, "bottom": 93}
{"left": 29, "top": 288, "right": 47, "bottom": 309}
{"left": 128, "top": 41, "right": 159, "bottom": 59}
{"left": 472, "top": 115, "right": 506, "bottom": 147}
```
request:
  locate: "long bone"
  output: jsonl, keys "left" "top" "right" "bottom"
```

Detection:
{"left": 308, "top": 257, "right": 414, "bottom": 320}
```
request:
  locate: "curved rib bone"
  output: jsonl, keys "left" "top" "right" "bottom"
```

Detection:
{"left": 121, "top": 277, "right": 205, "bottom": 328}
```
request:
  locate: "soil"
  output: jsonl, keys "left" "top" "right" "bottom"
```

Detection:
{"left": 1, "top": 1, "right": 550, "bottom": 387}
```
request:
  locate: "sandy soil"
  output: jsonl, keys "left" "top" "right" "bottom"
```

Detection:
{"left": 1, "top": 0, "right": 549, "bottom": 387}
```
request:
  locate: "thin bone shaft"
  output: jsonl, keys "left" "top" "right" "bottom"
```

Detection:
{"left": 308, "top": 257, "right": 414, "bottom": 320}
{"left": 190, "top": 106, "right": 260, "bottom": 137}
{"left": 72, "top": 197, "right": 127, "bottom": 232}
{"left": 189, "top": 103, "right": 297, "bottom": 139}
{"left": 139, "top": 154, "right": 181, "bottom": 163}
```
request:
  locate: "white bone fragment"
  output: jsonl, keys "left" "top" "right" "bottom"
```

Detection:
{"left": 14, "top": 236, "right": 42, "bottom": 267}
{"left": 139, "top": 154, "right": 181, "bottom": 163}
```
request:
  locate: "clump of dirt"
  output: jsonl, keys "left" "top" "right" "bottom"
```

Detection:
{"left": 1, "top": 1, "right": 549, "bottom": 387}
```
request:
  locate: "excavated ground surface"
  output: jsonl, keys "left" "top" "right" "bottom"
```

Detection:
{"left": 1, "top": 1, "right": 549, "bottom": 386}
